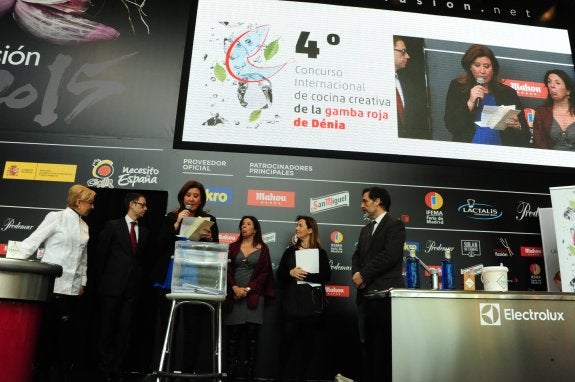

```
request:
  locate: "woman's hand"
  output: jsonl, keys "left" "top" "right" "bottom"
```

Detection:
{"left": 505, "top": 115, "right": 521, "bottom": 130}
{"left": 199, "top": 227, "right": 213, "bottom": 241}
{"left": 289, "top": 266, "right": 308, "bottom": 281}
{"left": 468, "top": 84, "right": 486, "bottom": 110}
{"left": 232, "top": 285, "right": 248, "bottom": 300}
{"left": 174, "top": 209, "right": 191, "bottom": 230}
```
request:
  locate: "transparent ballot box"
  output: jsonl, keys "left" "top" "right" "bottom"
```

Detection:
{"left": 171, "top": 241, "right": 228, "bottom": 295}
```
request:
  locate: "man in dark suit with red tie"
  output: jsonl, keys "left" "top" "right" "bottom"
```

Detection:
{"left": 351, "top": 187, "right": 405, "bottom": 382}
{"left": 96, "top": 192, "right": 150, "bottom": 381}
{"left": 394, "top": 36, "right": 431, "bottom": 140}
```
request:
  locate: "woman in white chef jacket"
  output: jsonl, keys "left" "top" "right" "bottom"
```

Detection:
{"left": 19, "top": 184, "right": 96, "bottom": 380}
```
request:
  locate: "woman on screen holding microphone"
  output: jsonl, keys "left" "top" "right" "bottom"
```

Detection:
{"left": 444, "top": 44, "right": 528, "bottom": 146}
{"left": 533, "top": 69, "right": 575, "bottom": 150}
{"left": 151, "top": 179, "right": 219, "bottom": 372}
{"left": 276, "top": 215, "right": 331, "bottom": 382}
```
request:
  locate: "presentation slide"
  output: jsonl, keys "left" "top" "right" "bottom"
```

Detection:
{"left": 176, "top": 0, "right": 575, "bottom": 169}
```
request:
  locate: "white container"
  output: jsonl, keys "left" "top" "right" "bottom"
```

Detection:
{"left": 171, "top": 241, "right": 228, "bottom": 295}
{"left": 481, "top": 264, "right": 509, "bottom": 292}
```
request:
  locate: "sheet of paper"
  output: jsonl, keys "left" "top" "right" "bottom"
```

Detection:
{"left": 181, "top": 216, "right": 214, "bottom": 240}
{"left": 476, "top": 105, "right": 520, "bottom": 130}
{"left": 295, "top": 248, "right": 320, "bottom": 286}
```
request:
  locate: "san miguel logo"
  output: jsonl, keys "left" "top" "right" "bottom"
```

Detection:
{"left": 457, "top": 199, "right": 502, "bottom": 220}
{"left": 247, "top": 189, "right": 295, "bottom": 208}
{"left": 310, "top": 191, "right": 349, "bottom": 214}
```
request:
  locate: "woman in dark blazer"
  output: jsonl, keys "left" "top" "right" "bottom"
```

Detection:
{"left": 444, "top": 44, "right": 529, "bottom": 146}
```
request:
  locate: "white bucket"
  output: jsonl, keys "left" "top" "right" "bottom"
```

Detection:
{"left": 481, "top": 264, "right": 509, "bottom": 291}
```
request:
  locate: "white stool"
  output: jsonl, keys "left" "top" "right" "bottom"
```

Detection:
{"left": 153, "top": 292, "right": 227, "bottom": 381}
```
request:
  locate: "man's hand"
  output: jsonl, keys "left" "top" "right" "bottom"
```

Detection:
{"left": 352, "top": 272, "right": 365, "bottom": 289}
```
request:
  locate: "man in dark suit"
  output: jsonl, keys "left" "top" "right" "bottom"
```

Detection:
{"left": 394, "top": 36, "right": 431, "bottom": 140}
{"left": 351, "top": 187, "right": 405, "bottom": 382}
{"left": 96, "top": 192, "right": 150, "bottom": 381}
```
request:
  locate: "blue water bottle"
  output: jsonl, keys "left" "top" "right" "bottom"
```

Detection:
{"left": 441, "top": 249, "right": 455, "bottom": 290}
{"left": 405, "top": 249, "right": 420, "bottom": 289}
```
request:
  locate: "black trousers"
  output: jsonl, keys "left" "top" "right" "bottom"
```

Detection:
{"left": 278, "top": 316, "right": 322, "bottom": 382}
{"left": 97, "top": 293, "right": 137, "bottom": 376}
{"left": 363, "top": 298, "right": 392, "bottom": 382}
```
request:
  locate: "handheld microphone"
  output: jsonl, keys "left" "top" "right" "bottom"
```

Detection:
{"left": 475, "top": 77, "right": 485, "bottom": 109}
{"left": 184, "top": 204, "right": 192, "bottom": 211}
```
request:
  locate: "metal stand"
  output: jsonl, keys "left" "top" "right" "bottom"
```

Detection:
{"left": 150, "top": 293, "right": 227, "bottom": 381}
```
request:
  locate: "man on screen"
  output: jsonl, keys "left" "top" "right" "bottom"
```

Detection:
{"left": 394, "top": 36, "right": 431, "bottom": 140}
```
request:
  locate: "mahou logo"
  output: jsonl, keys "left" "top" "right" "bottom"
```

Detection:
{"left": 247, "top": 190, "right": 295, "bottom": 208}
{"left": 219, "top": 232, "right": 239, "bottom": 244}
{"left": 501, "top": 79, "right": 547, "bottom": 99}
{"left": 325, "top": 285, "right": 350, "bottom": 298}
{"left": 520, "top": 246, "right": 543, "bottom": 257}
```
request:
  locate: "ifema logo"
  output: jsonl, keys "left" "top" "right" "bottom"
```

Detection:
{"left": 480, "top": 303, "right": 501, "bottom": 326}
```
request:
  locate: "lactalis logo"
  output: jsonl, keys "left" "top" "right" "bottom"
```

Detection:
{"left": 480, "top": 303, "right": 501, "bottom": 326}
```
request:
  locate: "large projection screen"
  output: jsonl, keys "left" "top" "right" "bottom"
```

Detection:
{"left": 174, "top": 0, "right": 575, "bottom": 170}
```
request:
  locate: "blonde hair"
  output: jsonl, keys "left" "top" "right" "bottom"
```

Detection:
{"left": 66, "top": 184, "right": 96, "bottom": 208}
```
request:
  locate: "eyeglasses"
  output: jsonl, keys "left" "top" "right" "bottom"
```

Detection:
{"left": 394, "top": 48, "right": 408, "bottom": 56}
{"left": 133, "top": 201, "right": 147, "bottom": 207}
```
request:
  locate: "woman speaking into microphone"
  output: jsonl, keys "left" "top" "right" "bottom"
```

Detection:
{"left": 151, "top": 179, "right": 219, "bottom": 373}
{"left": 444, "top": 44, "right": 529, "bottom": 146}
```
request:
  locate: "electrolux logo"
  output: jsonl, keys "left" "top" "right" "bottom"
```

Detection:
{"left": 479, "top": 303, "right": 566, "bottom": 326}
{"left": 480, "top": 303, "right": 501, "bottom": 326}
{"left": 457, "top": 199, "right": 502, "bottom": 220}
{"left": 206, "top": 187, "right": 232, "bottom": 204}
